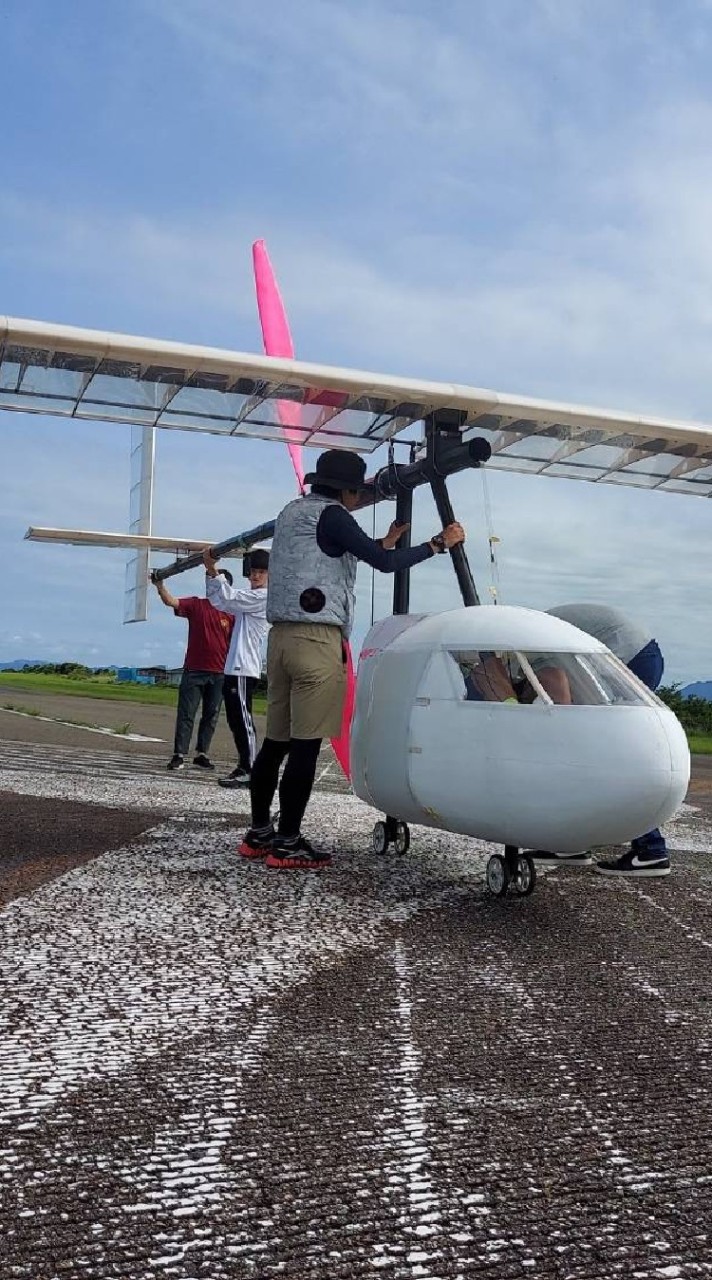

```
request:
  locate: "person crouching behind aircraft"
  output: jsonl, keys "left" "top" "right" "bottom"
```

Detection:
{"left": 203, "top": 547, "right": 269, "bottom": 788}
{"left": 533, "top": 603, "right": 670, "bottom": 877}
{"left": 239, "top": 448, "right": 466, "bottom": 870}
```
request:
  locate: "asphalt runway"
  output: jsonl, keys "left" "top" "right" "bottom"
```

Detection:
{"left": 1, "top": 731, "right": 712, "bottom": 1279}
{"left": 0, "top": 689, "right": 262, "bottom": 761}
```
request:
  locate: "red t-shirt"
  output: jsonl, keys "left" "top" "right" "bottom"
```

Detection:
{"left": 175, "top": 597, "right": 234, "bottom": 673}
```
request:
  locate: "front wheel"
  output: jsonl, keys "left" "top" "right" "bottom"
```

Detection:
{"left": 372, "top": 821, "right": 389, "bottom": 855}
{"left": 486, "top": 854, "right": 510, "bottom": 897}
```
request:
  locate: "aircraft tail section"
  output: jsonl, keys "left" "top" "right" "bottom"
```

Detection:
{"left": 252, "top": 239, "right": 353, "bottom": 778}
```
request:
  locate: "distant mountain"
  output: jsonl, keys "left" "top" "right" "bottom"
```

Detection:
{"left": 681, "top": 681, "right": 712, "bottom": 701}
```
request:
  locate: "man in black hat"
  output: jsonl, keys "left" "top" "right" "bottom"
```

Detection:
{"left": 238, "top": 448, "right": 465, "bottom": 870}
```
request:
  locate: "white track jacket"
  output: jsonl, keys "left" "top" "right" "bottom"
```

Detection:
{"left": 205, "top": 574, "right": 268, "bottom": 679}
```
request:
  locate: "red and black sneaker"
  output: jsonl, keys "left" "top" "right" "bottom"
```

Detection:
{"left": 265, "top": 835, "right": 332, "bottom": 871}
{"left": 238, "top": 827, "right": 274, "bottom": 860}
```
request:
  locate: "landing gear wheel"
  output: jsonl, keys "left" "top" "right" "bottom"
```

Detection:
{"left": 514, "top": 853, "right": 536, "bottom": 897}
{"left": 486, "top": 853, "right": 510, "bottom": 897}
{"left": 394, "top": 822, "right": 410, "bottom": 856}
{"left": 373, "top": 821, "right": 389, "bottom": 855}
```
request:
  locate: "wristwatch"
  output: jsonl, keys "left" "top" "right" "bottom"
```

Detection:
{"left": 430, "top": 532, "right": 446, "bottom": 554}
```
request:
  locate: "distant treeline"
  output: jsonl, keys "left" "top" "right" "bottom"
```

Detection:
{"left": 658, "top": 686, "right": 712, "bottom": 735}
{"left": 9, "top": 662, "right": 269, "bottom": 695}
{"left": 15, "top": 662, "right": 116, "bottom": 678}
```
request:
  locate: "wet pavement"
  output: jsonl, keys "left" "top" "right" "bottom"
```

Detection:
{"left": 1, "top": 738, "right": 711, "bottom": 1279}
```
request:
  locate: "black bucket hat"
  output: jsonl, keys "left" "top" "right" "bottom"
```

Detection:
{"left": 248, "top": 548, "right": 270, "bottom": 571}
{"left": 303, "top": 449, "right": 370, "bottom": 491}
{"left": 242, "top": 548, "right": 270, "bottom": 577}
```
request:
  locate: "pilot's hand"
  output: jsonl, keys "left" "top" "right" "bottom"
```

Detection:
{"left": 149, "top": 569, "right": 159, "bottom": 585}
{"left": 382, "top": 520, "right": 410, "bottom": 550}
{"left": 442, "top": 522, "right": 465, "bottom": 548}
{"left": 202, "top": 547, "right": 219, "bottom": 577}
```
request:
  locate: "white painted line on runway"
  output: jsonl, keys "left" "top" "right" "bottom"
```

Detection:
{"left": 0, "top": 708, "right": 163, "bottom": 742}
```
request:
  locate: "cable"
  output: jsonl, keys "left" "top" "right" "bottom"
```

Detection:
{"left": 481, "top": 467, "right": 502, "bottom": 605}
{"left": 370, "top": 499, "right": 376, "bottom": 627}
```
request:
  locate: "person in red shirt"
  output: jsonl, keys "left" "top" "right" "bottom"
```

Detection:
{"left": 153, "top": 572, "right": 235, "bottom": 771}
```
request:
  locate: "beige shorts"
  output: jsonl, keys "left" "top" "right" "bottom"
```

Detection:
{"left": 265, "top": 622, "right": 347, "bottom": 741}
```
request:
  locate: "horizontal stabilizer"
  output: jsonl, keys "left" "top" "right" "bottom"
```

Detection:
{"left": 24, "top": 527, "right": 256, "bottom": 557}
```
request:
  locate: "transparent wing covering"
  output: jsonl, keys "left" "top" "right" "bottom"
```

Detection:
{"left": 2, "top": 320, "right": 712, "bottom": 485}
{"left": 0, "top": 341, "right": 417, "bottom": 452}
{"left": 462, "top": 419, "right": 712, "bottom": 496}
{"left": 451, "top": 650, "right": 659, "bottom": 707}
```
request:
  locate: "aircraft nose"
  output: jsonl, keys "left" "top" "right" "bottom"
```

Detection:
{"left": 546, "top": 705, "right": 690, "bottom": 851}
{"left": 645, "top": 705, "right": 690, "bottom": 829}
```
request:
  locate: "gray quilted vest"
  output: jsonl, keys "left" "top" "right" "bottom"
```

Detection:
{"left": 266, "top": 494, "right": 358, "bottom": 637}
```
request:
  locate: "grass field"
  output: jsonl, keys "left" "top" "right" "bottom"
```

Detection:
{"left": 689, "top": 734, "right": 712, "bottom": 755}
{"left": 0, "top": 673, "right": 268, "bottom": 715}
{"left": 0, "top": 672, "right": 179, "bottom": 705}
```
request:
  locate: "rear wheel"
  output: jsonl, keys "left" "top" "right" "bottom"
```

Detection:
{"left": 394, "top": 822, "right": 410, "bottom": 855}
{"left": 514, "top": 853, "right": 536, "bottom": 896}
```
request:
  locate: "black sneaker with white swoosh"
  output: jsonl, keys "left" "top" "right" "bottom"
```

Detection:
{"left": 595, "top": 848, "right": 671, "bottom": 877}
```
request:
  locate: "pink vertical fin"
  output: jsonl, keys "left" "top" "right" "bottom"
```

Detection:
{"left": 252, "top": 239, "right": 353, "bottom": 778}
{"left": 252, "top": 240, "right": 305, "bottom": 493}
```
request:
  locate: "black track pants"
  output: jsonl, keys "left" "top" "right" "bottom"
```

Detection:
{"left": 223, "top": 675, "right": 258, "bottom": 769}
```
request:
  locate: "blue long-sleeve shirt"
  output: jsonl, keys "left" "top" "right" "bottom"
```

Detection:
{"left": 317, "top": 504, "right": 434, "bottom": 572}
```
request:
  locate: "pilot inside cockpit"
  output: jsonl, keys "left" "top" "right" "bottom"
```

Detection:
{"left": 459, "top": 652, "right": 519, "bottom": 702}
{"left": 511, "top": 661, "right": 573, "bottom": 704}
{"left": 455, "top": 650, "right": 573, "bottom": 704}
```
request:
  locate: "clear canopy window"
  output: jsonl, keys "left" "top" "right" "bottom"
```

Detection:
{"left": 450, "top": 650, "right": 658, "bottom": 707}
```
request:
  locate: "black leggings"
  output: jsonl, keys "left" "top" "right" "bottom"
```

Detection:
{"left": 250, "top": 737, "right": 322, "bottom": 838}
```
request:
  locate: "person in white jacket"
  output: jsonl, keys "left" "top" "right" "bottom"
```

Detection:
{"left": 203, "top": 547, "right": 269, "bottom": 787}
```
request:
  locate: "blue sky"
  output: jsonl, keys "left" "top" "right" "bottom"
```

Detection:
{"left": 2, "top": 0, "right": 712, "bottom": 682}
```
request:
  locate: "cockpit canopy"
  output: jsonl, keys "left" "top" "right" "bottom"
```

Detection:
{"left": 450, "top": 649, "right": 660, "bottom": 707}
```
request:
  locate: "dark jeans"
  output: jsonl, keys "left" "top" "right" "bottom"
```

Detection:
{"left": 223, "top": 675, "right": 258, "bottom": 770}
{"left": 173, "top": 671, "right": 224, "bottom": 757}
{"left": 628, "top": 639, "right": 667, "bottom": 855}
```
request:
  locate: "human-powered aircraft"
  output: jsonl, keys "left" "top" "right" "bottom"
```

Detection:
{"left": 3, "top": 242, "right": 709, "bottom": 895}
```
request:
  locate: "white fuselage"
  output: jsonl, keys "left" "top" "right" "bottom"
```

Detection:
{"left": 350, "top": 607, "right": 689, "bottom": 852}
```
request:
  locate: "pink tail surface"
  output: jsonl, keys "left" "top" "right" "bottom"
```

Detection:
{"left": 252, "top": 240, "right": 305, "bottom": 492}
{"left": 252, "top": 239, "right": 353, "bottom": 778}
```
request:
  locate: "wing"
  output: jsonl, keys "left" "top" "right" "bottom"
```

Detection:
{"left": 3, "top": 314, "right": 712, "bottom": 493}
{"left": 24, "top": 528, "right": 254, "bottom": 557}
